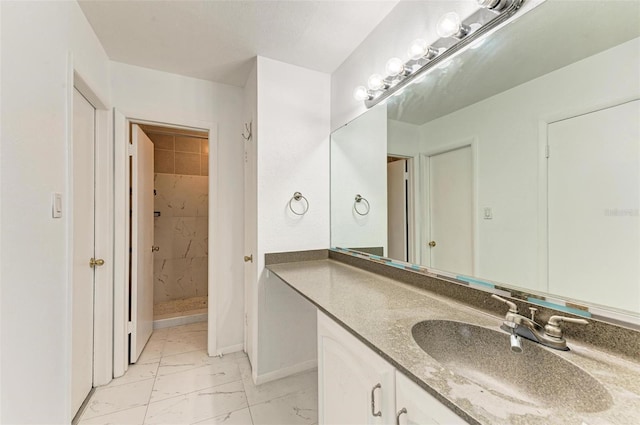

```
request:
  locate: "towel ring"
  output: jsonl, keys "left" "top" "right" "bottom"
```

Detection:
{"left": 354, "top": 194, "right": 370, "bottom": 216}
{"left": 289, "top": 192, "right": 309, "bottom": 216}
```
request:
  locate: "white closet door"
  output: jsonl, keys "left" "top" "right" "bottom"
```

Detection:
{"left": 548, "top": 100, "right": 640, "bottom": 312}
{"left": 130, "top": 124, "right": 155, "bottom": 362}
{"left": 427, "top": 146, "right": 473, "bottom": 275}
{"left": 71, "top": 88, "right": 96, "bottom": 414}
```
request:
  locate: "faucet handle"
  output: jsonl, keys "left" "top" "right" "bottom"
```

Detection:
{"left": 491, "top": 294, "right": 519, "bottom": 313}
{"left": 544, "top": 315, "right": 589, "bottom": 339}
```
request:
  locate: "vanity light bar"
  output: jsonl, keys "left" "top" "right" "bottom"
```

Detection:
{"left": 357, "top": 0, "right": 525, "bottom": 108}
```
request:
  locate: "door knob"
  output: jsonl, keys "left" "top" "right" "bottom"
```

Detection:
{"left": 244, "top": 255, "right": 253, "bottom": 263}
{"left": 428, "top": 241, "right": 436, "bottom": 247}
{"left": 89, "top": 258, "right": 105, "bottom": 268}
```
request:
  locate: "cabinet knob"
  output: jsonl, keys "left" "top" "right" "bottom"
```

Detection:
{"left": 396, "top": 407, "right": 407, "bottom": 425}
{"left": 428, "top": 241, "right": 436, "bottom": 247}
{"left": 371, "top": 383, "right": 382, "bottom": 417}
{"left": 244, "top": 255, "right": 253, "bottom": 263}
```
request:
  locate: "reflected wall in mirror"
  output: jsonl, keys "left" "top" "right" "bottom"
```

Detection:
{"left": 330, "top": 0, "right": 640, "bottom": 322}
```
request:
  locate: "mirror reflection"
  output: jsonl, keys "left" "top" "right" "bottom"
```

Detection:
{"left": 330, "top": 0, "right": 640, "bottom": 318}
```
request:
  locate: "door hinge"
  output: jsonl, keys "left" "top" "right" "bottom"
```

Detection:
{"left": 127, "top": 321, "right": 133, "bottom": 334}
{"left": 127, "top": 144, "right": 135, "bottom": 156}
{"left": 545, "top": 145, "right": 550, "bottom": 158}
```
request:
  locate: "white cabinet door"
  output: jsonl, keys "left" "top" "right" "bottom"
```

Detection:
{"left": 395, "top": 371, "right": 466, "bottom": 425}
{"left": 318, "top": 312, "right": 395, "bottom": 425}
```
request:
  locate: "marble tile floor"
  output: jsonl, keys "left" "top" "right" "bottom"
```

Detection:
{"left": 78, "top": 322, "right": 318, "bottom": 425}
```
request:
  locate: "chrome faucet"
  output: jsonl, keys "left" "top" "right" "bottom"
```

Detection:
{"left": 491, "top": 294, "right": 588, "bottom": 351}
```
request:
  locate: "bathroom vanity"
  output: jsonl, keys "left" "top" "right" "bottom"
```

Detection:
{"left": 266, "top": 250, "right": 640, "bottom": 425}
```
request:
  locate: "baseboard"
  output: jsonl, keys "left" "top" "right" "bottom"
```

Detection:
{"left": 254, "top": 358, "right": 318, "bottom": 385}
{"left": 153, "top": 312, "right": 207, "bottom": 329}
{"left": 216, "top": 343, "right": 244, "bottom": 356}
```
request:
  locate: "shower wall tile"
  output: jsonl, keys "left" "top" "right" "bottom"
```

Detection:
{"left": 175, "top": 136, "right": 201, "bottom": 153}
{"left": 153, "top": 172, "right": 209, "bottom": 304}
{"left": 154, "top": 149, "right": 175, "bottom": 174}
{"left": 148, "top": 133, "right": 174, "bottom": 151}
{"left": 175, "top": 152, "right": 200, "bottom": 176}
{"left": 153, "top": 257, "right": 208, "bottom": 303}
{"left": 201, "top": 154, "right": 209, "bottom": 176}
{"left": 153, "top": 216, "right": 173, "bottom": 261}
{"left": 154, "top": 175, "right": 208, "bottom": 218}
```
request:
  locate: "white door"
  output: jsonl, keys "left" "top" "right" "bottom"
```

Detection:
{"left": 244, "top": 123, "right": 257, "bottom": 363}
{"left": 388, "top": 159, "right": 407, "bottom": 261}
{"left": 318, "top": 312, "right": 395, "bottom": 425}
{"left": 130, "top": 125, "right": 155, "bottom": 362}
{"left": 395, "top": 371, "right": 466, "bottom": 425}
{"left": 548, "top": 100, "right": 640, "bottom": 312}
{"left": 71, "top": 88, "right": 96, "bottom": 414}
{"left": 425, "top": 146, "right": 473, "bottom": 274}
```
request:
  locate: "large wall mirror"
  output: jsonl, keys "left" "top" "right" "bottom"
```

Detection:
{"left": 330, "top": 0, "right": 640, "bottom": 323}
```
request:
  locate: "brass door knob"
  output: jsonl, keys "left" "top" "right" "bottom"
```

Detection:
{"left": 244, "top": 255, "right": 253, "bottom": 263}
{"left": 428, "top": 241, "right": 436, "bottom": 247}
{"left": 89, "top": 258, "right": 105, "bottom": 268}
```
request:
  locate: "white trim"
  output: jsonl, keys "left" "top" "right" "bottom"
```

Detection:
{"left": 419, "top": 137, "right": 478, "bottom": 273}
{"left": 112, "top": 109, "right": 129, "bottom": 378}
{"left": 254, "top": 358, "right": 318, "bottom": 386}
{"left": 217, "top": 343, "right": 244, "bottom": 356}
{"left": 112, "top": 111, "right": 219, "bottom": 368}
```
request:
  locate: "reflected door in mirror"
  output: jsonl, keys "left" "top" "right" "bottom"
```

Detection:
{"left": 425, "top": 146, "right": 473, "bottom": 275}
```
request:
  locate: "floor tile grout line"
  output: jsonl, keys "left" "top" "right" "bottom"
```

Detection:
{"left": 146, "top": 376, "right": 245, "bottom": 407}
{"left": 141, "top": 354, "right": 162, "bottom": 425}
{"left": 78, "top": 404, "right": 148, "bottom": 424}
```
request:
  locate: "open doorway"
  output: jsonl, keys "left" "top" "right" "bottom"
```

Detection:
{"left": 138, "top": 124, "right": 210, "bottom": 328}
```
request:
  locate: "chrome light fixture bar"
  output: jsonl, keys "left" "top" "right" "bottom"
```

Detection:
{"left": 360, "top": 0, "right": 525, "bottom": 108}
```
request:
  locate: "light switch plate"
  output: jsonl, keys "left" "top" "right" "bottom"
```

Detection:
{"left": 52, "top": 192, "right": 63, "bottom": 218}
{"left": 483, "top": 207, "right": 493, "bottom": 220}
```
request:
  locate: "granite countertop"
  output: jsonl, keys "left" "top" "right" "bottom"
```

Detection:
{"left": 267, "top": 258, "right": 640, "bottom": 425}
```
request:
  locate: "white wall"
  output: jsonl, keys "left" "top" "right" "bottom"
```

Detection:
{"left": 417, "top": 37, "right": 640, "bottom": 292}
{"left": 388, "top": 119, "right": 421, "bottom": 158}
{"left": 255, "top": 57, "right": 330, "bottom": 378}
{"left": 110, "top": 62, "right": 245, "bottom": 352}
{"left": 331, "top": 104, "right": 388, "bottom": 252}
{"left": 0, "top": 1, "right": 111, "bottom": 422}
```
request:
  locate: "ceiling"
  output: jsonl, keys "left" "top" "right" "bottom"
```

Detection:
{"left": 78, "top": 0, "right": 399, "bottom": 87}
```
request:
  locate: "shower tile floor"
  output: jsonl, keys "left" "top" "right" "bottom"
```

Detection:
{"left": 154, "top": 296, "right": 208, "bottom": 320}
{"left": 78, "top": 322, "right": 318, "bottom": 425}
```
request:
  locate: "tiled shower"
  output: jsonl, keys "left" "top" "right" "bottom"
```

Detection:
{"left": 145, "top": 128, "right": 209, "bottom": 321}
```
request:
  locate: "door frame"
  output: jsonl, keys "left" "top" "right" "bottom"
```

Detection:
{"left": 419, "top": 137, "right": 478, "bottom": 273}
{"left": 66, "top": 56, "right": 113, "bottom": 421}
{"left": 385, "top": 155, "right": 416, "bottom": 263}
{"left": 113, "top": 111, "right": 218, "bottom": 377}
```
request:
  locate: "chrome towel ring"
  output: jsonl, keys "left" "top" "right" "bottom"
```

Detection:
{"left": 354, "top": 194, "right": 370, "bottom": 216}
{"left": 289, "top": 192, "right": 309, "bottom": 216}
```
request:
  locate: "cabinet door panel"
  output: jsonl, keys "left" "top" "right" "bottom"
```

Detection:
{"left": 318, "top": 312, "right": 395, "bottom": 425}
{"left": 396, "top": 371, "right": 466, "bottom": 425}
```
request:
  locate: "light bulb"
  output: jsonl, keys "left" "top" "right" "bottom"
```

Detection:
{"left": 436, "top": 12, "right": 469, "bottom": 39}
{"left": 408, "top": 39, "right": 428, "bottom": 60}
{"left": 385, "top": 58, "right": 405, "bottom": 77}
{"left": 353, "top": 86, "right": 370, "bottom": 101}
{"left": 367, "top": 74, "right": 385, "bottom": 91}
{"left": 407, "top": 39, "right": 438, "bottom": 61}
